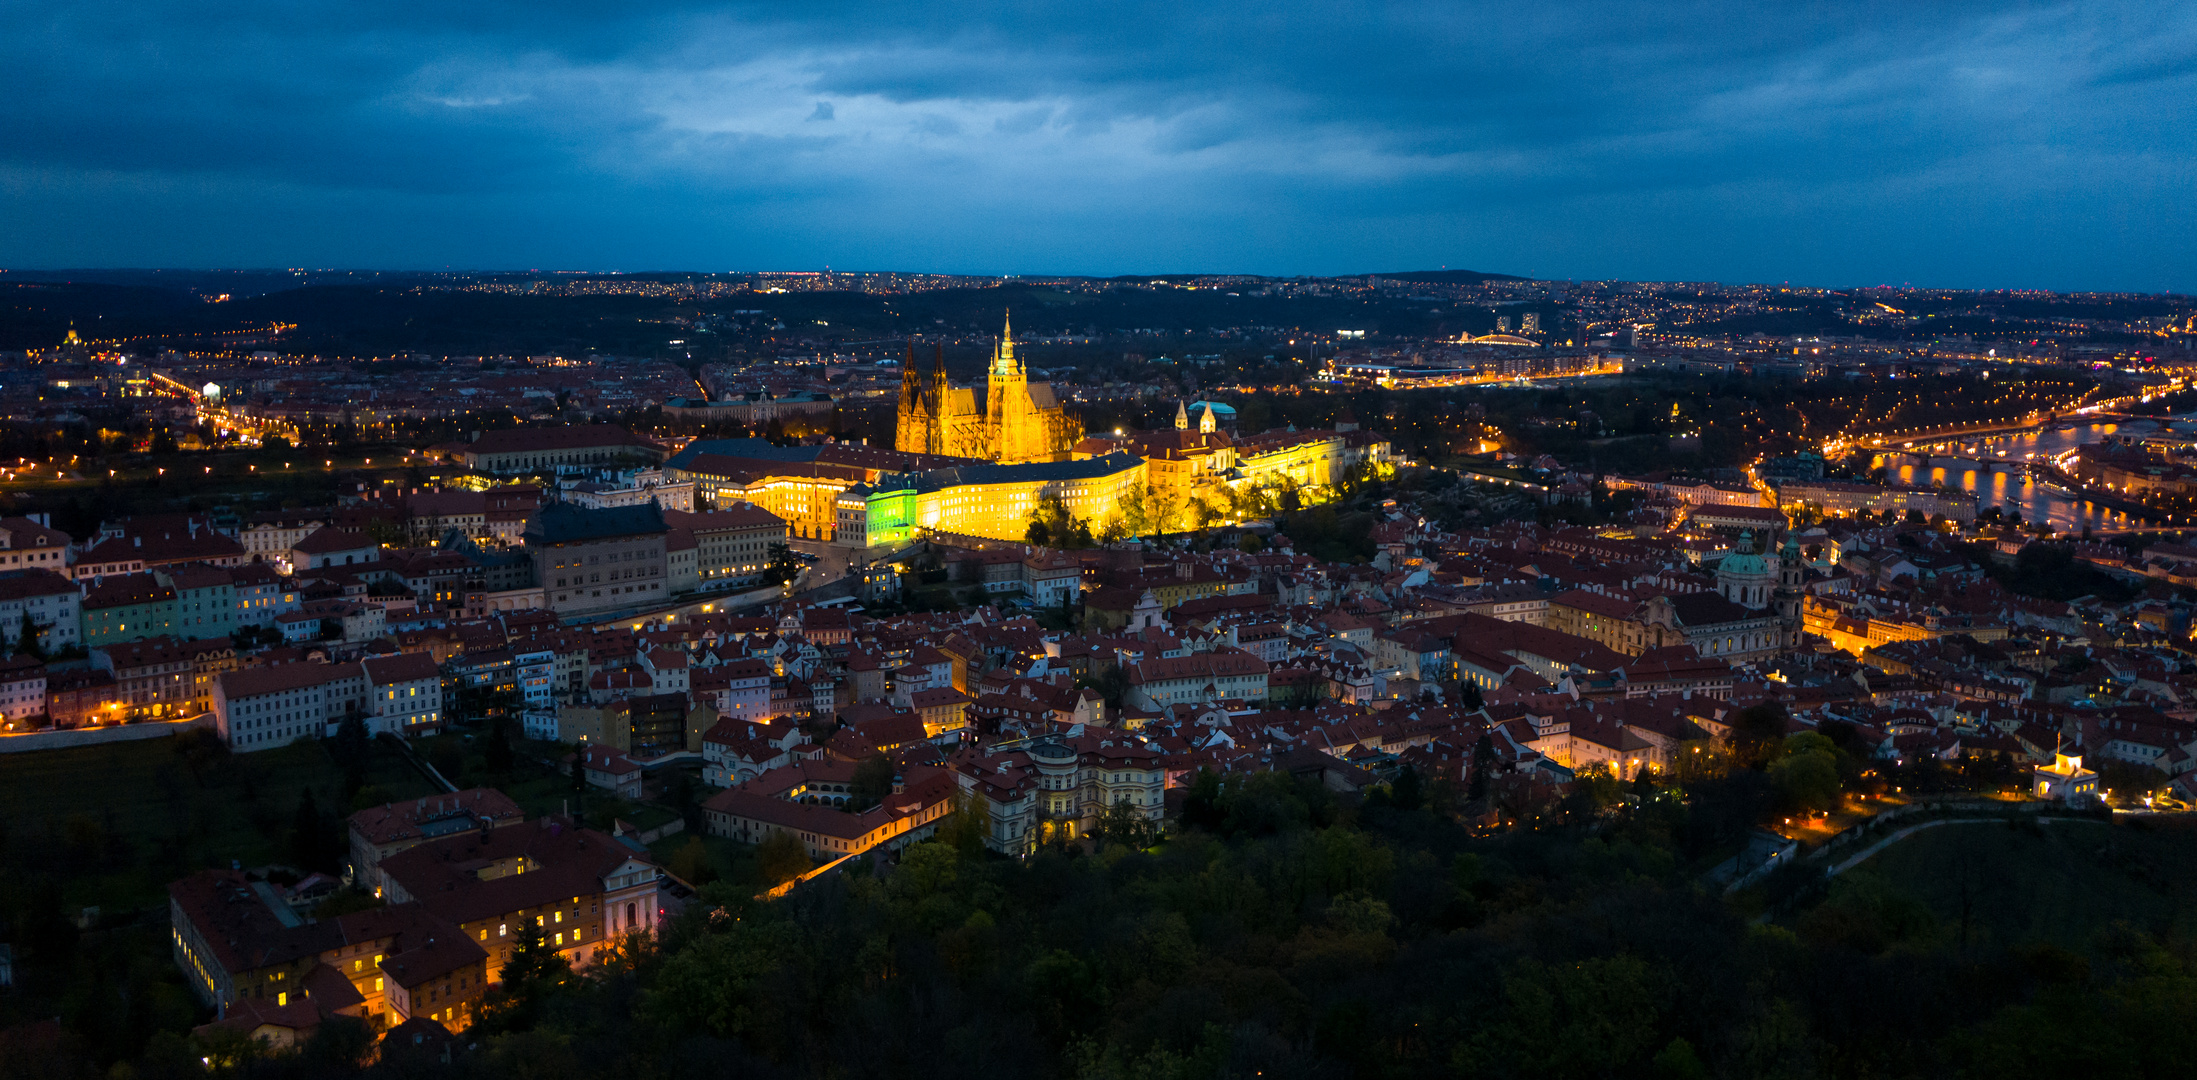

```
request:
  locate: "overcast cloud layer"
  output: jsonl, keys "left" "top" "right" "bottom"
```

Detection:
{"left": 1, "top": 1, "right": 2191, "bottom": 289}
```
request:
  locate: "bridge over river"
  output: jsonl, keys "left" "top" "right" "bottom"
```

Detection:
{"left": 1865, "top": 413, "right": 2197, "bottom": 533}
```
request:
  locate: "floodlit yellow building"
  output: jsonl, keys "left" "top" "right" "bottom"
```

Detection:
{"left": 1235, "top": 429, "right": 1348, "bottom": 492}
{"left": 2034, "top": 751, "right": 2099, "bottom": 803}
{"left": 894, "top": 313, "right": 1081, "bottom": 463}
{"left": 864, "top": 452, "right": 1148, "bottom": 545}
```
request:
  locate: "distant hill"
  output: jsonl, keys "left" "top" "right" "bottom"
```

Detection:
{"left": 0, "top": 268, "right": 435, "bottom": 298}
{"left": 1371, "top": 269, "right": 1529, "bottom": 284}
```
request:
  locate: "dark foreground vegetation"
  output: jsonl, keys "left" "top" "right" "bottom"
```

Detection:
{"left": 6, "top": 757, "right": 2195, "bottom": 1080}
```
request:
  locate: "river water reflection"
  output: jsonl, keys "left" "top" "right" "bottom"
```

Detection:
{"left": 1869, "top": 415, "right": 2197, "bottom": 532}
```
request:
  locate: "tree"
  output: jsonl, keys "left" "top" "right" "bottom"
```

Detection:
{"left": 848, "top": 753, "right": 896, "bottom": 811}
{"left": 755, "top": 830, "right": 811, "bottom": 887}
{"left": 288, "top": 788, "right": 329, "bottom": 871}
{"left": 2097, "top": 760, "right": 2169, "bottom": 804}
{"left": 1179, "top": 768, "right": 1227, "bottom": 833}
{"left": 761, "top": 542, "right": 804, "bottom": 587}
{"left": 1094, "top": 797, "right": 1154, "bottom": 850}
{"left": 1468, "top": 734, "right": 1497, "bottom": 806}
{"left": 667, "top": 835, "right": 719, "bottom": 886}
{"left": 331, "top": 714, "right": 371, "bottom": 800}
{"left": 485, "top": 715, "right": 514, "bottom": 773}
{"left": 1026, "top": 491, "right": 1095, "bottom": 549}
{"left": 14, "top": 610, "right": 43, "bottom": 660}
{"left": 1390, "top": 764, "right": 1425, "bottom": 811}
{"left": 1769, "top": 733, "right": 1844, "bottom": 815}
{"left": 490, "top": 919, "right": 572, "bottom": 1028}
{"left": 1728, "top": 703, "right": 1791, "bottom": 768}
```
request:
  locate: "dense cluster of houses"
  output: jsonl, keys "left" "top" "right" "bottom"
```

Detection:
{"left": 11, "top": 427, "right": 2190, "bottom": 1054}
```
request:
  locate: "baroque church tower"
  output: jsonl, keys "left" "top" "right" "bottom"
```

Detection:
{"left": 1774, "top": 535, "right": 1806, "bottom": 649}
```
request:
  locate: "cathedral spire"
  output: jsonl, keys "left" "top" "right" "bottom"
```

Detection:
{"left": 1175, "top": 399, "right": 1190, "bottom": 430}
{"left": 899, "top": 339, "right": 921, "bottom": 406}
{"left": 992, "top": 310, "right": 1019, "bottom": 376}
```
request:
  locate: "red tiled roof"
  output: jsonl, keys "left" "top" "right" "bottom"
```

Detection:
{"left": 349, "top": 789, "right": 525, "bottom": 845}
{"left": 292, "top": 527, "right": 379, "bottom": 555}
{"left": 216, "top": 662, "right": 363, "bottom": 699}
{"left": 362, "top": 651, "right": 440, "bottom": 685}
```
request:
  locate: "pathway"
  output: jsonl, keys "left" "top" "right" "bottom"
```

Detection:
{"left": 1825, "top": 814, "right": 2098, "bottom": 878}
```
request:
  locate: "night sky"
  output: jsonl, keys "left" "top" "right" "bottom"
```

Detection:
{"left": 2, "top": 2, "right": 2191, "bottom": 290}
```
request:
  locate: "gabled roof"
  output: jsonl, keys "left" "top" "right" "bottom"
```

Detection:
{"left": 377, "top": 817, "right": 653, "bottom": 925}
{"left": 291, "top": 527, "right": 379, "bottom": 555}
{"left": 1666, "top": 590, "right": 1756, "bottom": 627}
{"left": 81, "top": 573, "right": 175, "bottom": 609}
{"left": 217, "top": 661, "right": 364, "bottom": 699}
{"left": 0, "top": 517, "right": 69, "bottom": 549}
{"left": 363, "top": 651, "right": 441, "bottom": 686}
{"left": 349, "top": 788, "right": 525, "bottom": 846}
{"left": 0, "top": 567, "right": 76, "bottom": 599}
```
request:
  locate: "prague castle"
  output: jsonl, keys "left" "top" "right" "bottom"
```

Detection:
{"left": 895, "top": 313, "right": 1080, "bottom": 463}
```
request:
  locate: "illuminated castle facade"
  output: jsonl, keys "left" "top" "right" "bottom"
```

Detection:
{"left": 895, "top": 314, "right": 1080, "bottom": 464}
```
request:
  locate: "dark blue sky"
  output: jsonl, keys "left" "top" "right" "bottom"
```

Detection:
{"left": 2, "top": 2, "right": 2191, "bottom": 290}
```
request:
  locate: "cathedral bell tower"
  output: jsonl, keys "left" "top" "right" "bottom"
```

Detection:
{"left": 1774, "top": 535, "right": 1806, "bottom": 649}
{"left": 893, "top": 338, "right": 930, "bottom": 454}
{"left": 984, "top": 310, "right": 1042, "bottom": 463}
{"left": 990, "top": 310, "right": 1021, "bottom": 380}
{"left": 927, "top": 343, "right": 951, "bottom": 455}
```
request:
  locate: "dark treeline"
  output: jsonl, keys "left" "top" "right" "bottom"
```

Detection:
{"left": 10, "top": 764, "right": 2190, "bottom": 1080}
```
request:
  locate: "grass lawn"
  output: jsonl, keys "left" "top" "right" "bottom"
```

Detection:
{"left": 407, "top": 731, "right": 590, "bottom": 819}
{"left": 1851, "top": 815, "right": 2197, "bottom": 952}
{"left": 8, "top": 443, "right": 430, "bottom": 523}
{"left": 649, "top": 831, "right": 766, "bottom": 895}
{"left": 404, "top": 731, "right": 692, "bottom": 836}
{"left": 0, "top": 733, "right": 440, "bottom": 914}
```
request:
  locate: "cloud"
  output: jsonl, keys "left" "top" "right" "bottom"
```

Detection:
{"left": 0, "top": 1, "right": 2190, "bottom": 289}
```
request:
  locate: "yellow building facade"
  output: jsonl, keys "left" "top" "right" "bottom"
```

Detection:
{"left": 895, "top": 314, "right": 1081, "bottom": 463}
{"left": 866, "top": 452, "right": 1148, "bottom": 546}
{"left": 1235, "top": 430, "right": 1347, "bottom": 492}
{"left": 695, "top": 471, "right": 852, "bottom": 542}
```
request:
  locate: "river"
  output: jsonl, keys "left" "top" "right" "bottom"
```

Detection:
{"left": 1870, "top": 415, "right": 2197, "bottom": 532}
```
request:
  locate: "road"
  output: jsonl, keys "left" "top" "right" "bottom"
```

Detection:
{"left": 788, "top": 537, "right": 854, "bottom": 590}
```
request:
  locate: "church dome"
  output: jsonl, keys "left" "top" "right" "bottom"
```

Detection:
{"left": 1717, "top": 551, "right": 1770, "bottom": 578}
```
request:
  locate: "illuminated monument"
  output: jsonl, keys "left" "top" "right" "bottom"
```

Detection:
{"left": 895, "top": 312, "right": 1080, "bottom": 463}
